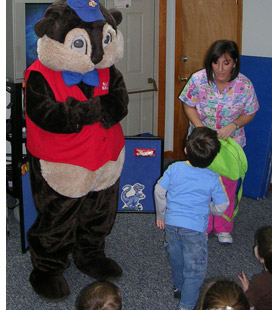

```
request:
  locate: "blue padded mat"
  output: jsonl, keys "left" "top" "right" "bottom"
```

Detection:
{"left": 240, "top": 55, "right": 272, "bottom": 199}
{"left": 118, "top": 136, "right": 163, "bottom": 212}
{"left": 21, "top": 162, "right": 37, "bottom": 252}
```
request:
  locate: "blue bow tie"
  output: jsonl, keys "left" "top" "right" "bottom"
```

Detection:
{"left": 62, "top": 69, "right": 99, "bottom": 87}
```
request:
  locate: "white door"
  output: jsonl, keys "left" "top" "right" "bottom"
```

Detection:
{"left": 102, "top": 0, "right": 157, "bottom": 136}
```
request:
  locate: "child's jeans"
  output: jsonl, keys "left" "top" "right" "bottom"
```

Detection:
{"left": 164, "top": 225, "right": 207, "bottom": 310}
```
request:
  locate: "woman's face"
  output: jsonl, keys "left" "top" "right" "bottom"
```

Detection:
{"left": 212, "top": 53, "right": 236, "bottom": 84}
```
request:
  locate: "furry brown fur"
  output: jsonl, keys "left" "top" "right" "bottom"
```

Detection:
{"left": 25, "top": 0, "right": 128, "bottom": 301}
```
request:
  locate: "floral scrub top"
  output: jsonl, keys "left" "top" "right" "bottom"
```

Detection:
{"left": 179, "top": 69, "right": 259, "bottom": 147}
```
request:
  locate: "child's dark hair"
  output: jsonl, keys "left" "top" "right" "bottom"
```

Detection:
{"left": 76, "top": 280, "right": 122, "bottom": 310}
{"left": 255, "top": 225, "right": 272, "bottom": 273}
{"left": 204, "top": 40, "right": 240, "bottom": 84}
{"left": 198, "top": 279, "right": 250, "bottom": 310}
{"left": 186, "top": 127, "right": 220, "bottom": 168}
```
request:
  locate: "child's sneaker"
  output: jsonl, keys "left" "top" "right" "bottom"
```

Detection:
{"left": 216, "top": 232, "right": 233, "bottom": 244}
{"left": 173, "top": 287, "right": 181, "bottom": 299}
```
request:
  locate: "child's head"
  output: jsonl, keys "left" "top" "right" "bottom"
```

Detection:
{"left": 254, "top": 225, "right": 272, "bottom": 273}
{"left": 185, "top": 127, "right": 220, "bottom": 168}
{"left": 198, "top": 279, "right": 250, "bottom": 310}
{"left": 76, "top": 280, "right": 122, "bottom": 310}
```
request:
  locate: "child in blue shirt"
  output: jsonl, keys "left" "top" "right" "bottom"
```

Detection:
{"left": 154, "top": 127, "right": 229, "bottom": 310}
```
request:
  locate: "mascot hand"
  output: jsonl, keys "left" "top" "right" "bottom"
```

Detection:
{"left": 96, "top": 66, "right": 129, "bottom": 129}
{"left": 67, "top": 97, "right": 103, "bottom": 130}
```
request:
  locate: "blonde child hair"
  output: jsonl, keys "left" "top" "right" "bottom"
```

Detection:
{"left": 76, "top": 280, "right": 122, "bottom": 310}
{"left": 198, "top": 279, "right": 250, "bottom": 310}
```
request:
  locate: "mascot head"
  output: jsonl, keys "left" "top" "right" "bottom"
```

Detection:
{"left": 34, "top": 0, "right": 124, "bottom": 73}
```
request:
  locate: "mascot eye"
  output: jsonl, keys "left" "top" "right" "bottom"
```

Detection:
{"left": 71, "top": 35, "right": 87, "bottom": 54}
{"left": 103, "top": 32, "right": 112, "bottom": 47}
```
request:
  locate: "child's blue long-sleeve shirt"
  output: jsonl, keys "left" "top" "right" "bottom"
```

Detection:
{"left": 154, "top": 161, "right": 229, "bottom": 233}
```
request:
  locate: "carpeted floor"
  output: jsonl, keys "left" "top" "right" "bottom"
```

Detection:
{"left": 6, "top": 191, "right": 272, "bottom": 310}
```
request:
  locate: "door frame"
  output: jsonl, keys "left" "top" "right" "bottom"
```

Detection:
{"left": 158, "top": 0, "right": 243, "bottom": 159}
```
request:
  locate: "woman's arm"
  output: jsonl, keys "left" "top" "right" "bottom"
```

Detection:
{"left": 232, "top": 113, "right": 256, "bottom": 128}
{"left": 183, "top": 103, "right": 204, "bottom": 127}
{"left": 217, "top": 113, "right": 256, "bottom": 140}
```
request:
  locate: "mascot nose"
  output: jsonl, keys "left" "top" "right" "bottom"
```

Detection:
{"left": 91, "top": 53, "right": 103, "bottom": 65}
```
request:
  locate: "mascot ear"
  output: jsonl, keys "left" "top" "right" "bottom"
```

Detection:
{"left": 34, "top": 17, "right": 56, "bottom": 38}
{"left": 33, "top": 2, "right": 77, "bottom": 41}
{"left": 109, "top": 8, "right": 122, "bottom": 26}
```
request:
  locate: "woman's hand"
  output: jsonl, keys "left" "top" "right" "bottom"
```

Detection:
{"left": 238, "top": 271, "right": 249, "bottom": 292}
{"left": 217, "top": 114, "right": 256, "bottom": 140}
{"left": 217, "top": 123, "right": 236, "bottom": 139}
{"left": 157, "top": 220, "right": 165, "bottom": 230}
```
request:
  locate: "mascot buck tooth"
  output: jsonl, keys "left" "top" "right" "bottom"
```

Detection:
{"left": 24, "top": 0, "right": 128, "bottom": 301}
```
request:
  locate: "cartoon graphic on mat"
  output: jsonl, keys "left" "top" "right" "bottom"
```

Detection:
{"left": 121, "top": 183, "right": 146, "bottom": 211}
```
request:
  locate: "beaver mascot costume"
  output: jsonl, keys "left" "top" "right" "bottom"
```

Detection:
{"left": 24, "top": 0, "right": 128, "bottom": 301}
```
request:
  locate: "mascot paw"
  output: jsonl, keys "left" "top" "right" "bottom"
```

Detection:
{"left": 76, "top": 257, "right": 122, "bottom": 280}
{"left": 29, "top": 269, "right": 70, "bottom": 301}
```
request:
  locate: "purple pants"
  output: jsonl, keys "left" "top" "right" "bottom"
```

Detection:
{"left": 207, "top": 176, "right": 238, "bottom": 234}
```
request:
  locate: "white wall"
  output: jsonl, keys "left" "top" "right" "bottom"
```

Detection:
{"left": 164, "top": 0, "right": 175, "bottom": 151}
{"left": 242, "top": 0, "right": 272, "bottom": 57}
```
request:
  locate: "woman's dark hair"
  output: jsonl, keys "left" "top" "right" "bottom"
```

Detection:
{"left": 186, "top": 127, "right": 220, "bottom": 168}
{"left": 255, "top": 225, "right": 272, "bottom": 273}
{"left": 204, "top": 40, "right": 240, "bottom": 83}
{"left": 198, "top": 279, "right": 250, "bottom": 310}
{"left": 76, "top": 280, "right": 122, "bottom": 310}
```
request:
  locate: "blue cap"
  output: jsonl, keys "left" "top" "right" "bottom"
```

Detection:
{"left": 67, "top": 0, "right": 104, "bottom": 22}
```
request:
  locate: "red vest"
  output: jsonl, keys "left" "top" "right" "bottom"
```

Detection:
{"left": 25, "top": 60, "right": 124, "bottom": 171}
